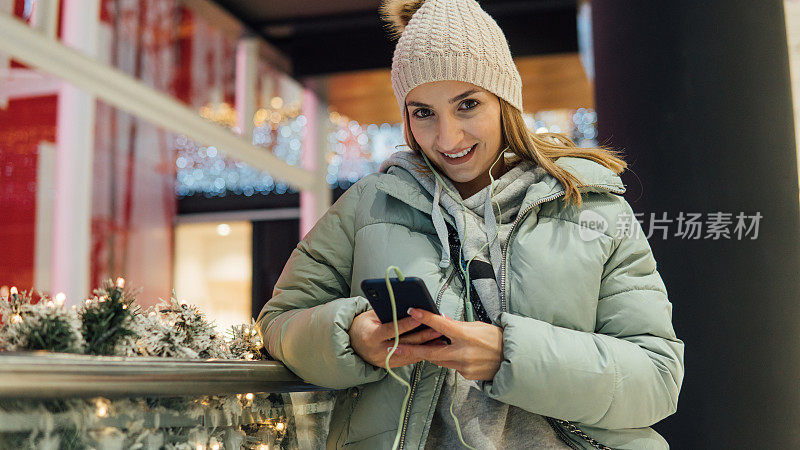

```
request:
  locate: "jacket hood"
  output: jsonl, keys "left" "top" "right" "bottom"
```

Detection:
{"left": 376, "top": 150, "right": 626, "bottom": 270}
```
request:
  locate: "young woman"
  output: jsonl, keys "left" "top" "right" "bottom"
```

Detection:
{"left": 257, "top": 0, "right": 684, "bottom": 449}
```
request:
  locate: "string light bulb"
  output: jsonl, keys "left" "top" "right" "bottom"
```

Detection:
{"left": 115, "top": 277, "right": 125, "bottom": 289}
{"left": 11, "top": 314, "right": 22, "bottom": 324}
{"left": 275, "top": 422, "right": 286, "bottom": 432}
{"left": 95, "top": 399, "right": 109, "bottom": 417}
{"left": 245, "top": 393, "right": 254, "bottom": 401}
{"left": 54, "top": 292, "right": 66, "bottom": 306}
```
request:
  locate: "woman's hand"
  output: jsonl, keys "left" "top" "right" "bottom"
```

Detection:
{"left": 394, "top": 308, "right": 504, "bottom": 381}
{"left": 348, "top": 309, "right": 445, "bottom": 369}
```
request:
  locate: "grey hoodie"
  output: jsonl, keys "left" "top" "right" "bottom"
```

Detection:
{"left": 379, "top": 150, "right": 547, "bottom": 323}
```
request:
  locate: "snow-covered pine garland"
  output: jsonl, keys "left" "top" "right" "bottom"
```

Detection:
{"left": 0, "top": 279, "right": 266, "bottom": 360}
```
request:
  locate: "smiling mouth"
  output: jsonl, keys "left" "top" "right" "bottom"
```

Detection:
{"left": 442, "top": 144, "right": 476, "bottom": 159}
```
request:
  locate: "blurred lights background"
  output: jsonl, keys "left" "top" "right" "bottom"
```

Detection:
{"left": 177, "top": 102, "right": 598, "bottom": 198}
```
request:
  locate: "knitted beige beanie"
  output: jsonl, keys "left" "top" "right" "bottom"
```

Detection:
{"left": 382, "top": 0, "right": 523, "bottom": 115}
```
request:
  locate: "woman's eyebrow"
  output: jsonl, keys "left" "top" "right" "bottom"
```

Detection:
{"left": 448, "top": 89, "right": 479, "bottom": 103}
{"left": 406, "top": 89, "right": 481, "bottom": 108}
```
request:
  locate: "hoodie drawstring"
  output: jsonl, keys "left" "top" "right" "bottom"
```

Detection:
{"left": 431, "top": 177, "right": 451, "bottom": 268}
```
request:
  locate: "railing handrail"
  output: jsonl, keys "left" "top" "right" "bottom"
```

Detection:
{"left": 0, "top": 352, "right": 326, "bottom": 398}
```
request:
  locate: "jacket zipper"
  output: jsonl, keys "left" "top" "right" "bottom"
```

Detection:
{"left": 398, "top": 266, "right": 457, "bottom": 450}
{"left": 499, "top": 184, "right": 624, "bottom": 450}
{"left": 397, "top": 363, "right": 423, "bottom": 450}
{"left": 436, "top": 265, "right": 457, "bottom": 307}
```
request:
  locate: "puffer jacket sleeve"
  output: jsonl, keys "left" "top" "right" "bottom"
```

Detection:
{"left": 255, "top": 178, "right": 386, "bottom": 389}
{"left": 482, "top": 197, "right": 684, "bottom": 429}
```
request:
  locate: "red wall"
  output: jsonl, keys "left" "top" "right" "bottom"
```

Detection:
{"left": 0, "top": 96, "right": 57, "bottom": 290}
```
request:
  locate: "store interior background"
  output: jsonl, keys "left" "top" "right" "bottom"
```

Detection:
{"left": 1, "top": 0, "right": 799, "bottom": 447}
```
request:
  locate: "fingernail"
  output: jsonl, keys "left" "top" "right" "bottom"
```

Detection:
{"left": 407, "top": 308, "right": 419, "bottom": 318}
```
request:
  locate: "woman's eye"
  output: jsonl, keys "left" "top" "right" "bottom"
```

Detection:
{"left": 412, "top": 108, "right": 433, "bottom": 119}
{"left": 460, "top": 99, "right": 479, "bottom": 111}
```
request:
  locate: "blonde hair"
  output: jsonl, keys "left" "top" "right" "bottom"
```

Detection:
{"left": 402, "top": 98, "right": 627, "bottom": 207}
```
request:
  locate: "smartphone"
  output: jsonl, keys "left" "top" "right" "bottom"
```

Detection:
{"left": 360, "top": 277, "right": 449, "bottom": 343}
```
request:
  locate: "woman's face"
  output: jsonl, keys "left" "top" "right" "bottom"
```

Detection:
{"left": 406, "top": 80, "right": 504, "bottom": 198}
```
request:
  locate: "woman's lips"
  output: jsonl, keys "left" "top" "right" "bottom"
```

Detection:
{"left": 440, "top": 144, "right": 476, "bottom": 165}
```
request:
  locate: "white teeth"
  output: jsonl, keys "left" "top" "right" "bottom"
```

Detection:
{"left": 444, "top": 145, "right": 473, "bottom": 158}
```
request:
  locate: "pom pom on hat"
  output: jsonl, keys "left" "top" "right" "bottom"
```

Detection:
{"left": 379, "top": 0, "right": 426, "bottom": 39}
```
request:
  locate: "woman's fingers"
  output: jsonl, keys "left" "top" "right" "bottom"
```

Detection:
{"left": 378, "top": 315, "right": 421, "bottom": 341}
{"left": 398, "top": 327, "right": 443, "bottom": 344}
{"left": 384, "top": 348, "right": 424, "bottom": 368}
{"left": 407, "top": 308, "right": 461, "bottom": 338}
{"left": 394, "top": 341, "right": 453, "bottom": 362}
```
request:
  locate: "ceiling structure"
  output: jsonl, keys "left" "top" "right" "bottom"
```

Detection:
{"left": 210, "top": 0, "right": 580, "bottom": 77}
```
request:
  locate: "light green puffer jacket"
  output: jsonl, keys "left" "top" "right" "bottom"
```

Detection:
{"left": 257, "top": 156, "right": 684, "bottom": 449}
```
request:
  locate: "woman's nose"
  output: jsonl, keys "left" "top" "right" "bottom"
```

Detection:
{"left": 436, "top": 115, "right": 463, "bottom": 152}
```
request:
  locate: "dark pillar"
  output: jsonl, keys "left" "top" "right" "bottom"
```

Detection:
{"left": 251, "top": 219, "right": 300, "bottom": 318}
{"left": 592, "top": 2, "right": 800, "bottom": 448}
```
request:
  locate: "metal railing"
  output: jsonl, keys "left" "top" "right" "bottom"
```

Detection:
{"left": 0, "top": 353, "right": 324, "bottom": 399}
